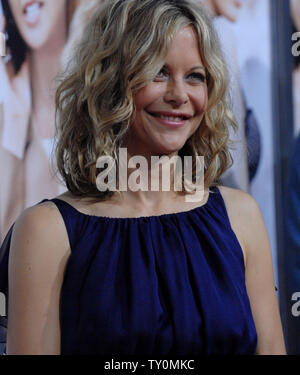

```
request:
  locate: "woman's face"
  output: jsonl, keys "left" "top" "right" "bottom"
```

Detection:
{"left": 212, "top": 0, "right": 243, "bottom": 22}
{"left": 8, "top": 0, "right": 66, "bottom": 49}
{"left": 127, "top": 26, "right": 208, "bottom": 158}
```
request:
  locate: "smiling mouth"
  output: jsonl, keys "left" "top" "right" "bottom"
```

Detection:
{"left": 147, "top": 112, "right": 191, "bottom": 122}
{"left": 22, "top": 1, "right": 44, "bottom": 26}
{"left": 146, "top": 111, "right": 193, "bottom": 129}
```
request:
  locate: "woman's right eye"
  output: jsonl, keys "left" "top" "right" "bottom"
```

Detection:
{"left": 154, "top": 67, "right": 168, "bottom": 81}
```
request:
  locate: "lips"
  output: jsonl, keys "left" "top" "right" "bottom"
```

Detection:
{"left": 22, "top": 1, "right": 44, "bottom": 27}
{"left": 147, "top": 111, "right": 192, "bottom": 121}
{"left": 147, "top": 111, "right": 193, "bottom": 128}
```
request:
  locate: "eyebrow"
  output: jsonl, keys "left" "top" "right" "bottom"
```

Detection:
{"left": 190, "top": 66, "right": 206, "bottom": 72}
{"left": 163, "top": 63, "right": 206, "bottom": 73}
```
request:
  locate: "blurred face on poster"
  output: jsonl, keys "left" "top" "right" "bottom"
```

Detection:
{"left": 205, "top": 0, "right": 244, "bottom": 22}
{"left": 8, "top": 0, "right": 66, "bottom": 49}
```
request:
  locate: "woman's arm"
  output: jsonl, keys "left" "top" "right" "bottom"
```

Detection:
{"left": 6, "top": 202, "right": 70, "bottom": 355}
{"left": 219, "top": 186, "right": 286, "bottom": 355}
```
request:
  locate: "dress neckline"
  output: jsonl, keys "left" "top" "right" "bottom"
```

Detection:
{"left": 49, "top": 187, "right": 218, "bottom": 221}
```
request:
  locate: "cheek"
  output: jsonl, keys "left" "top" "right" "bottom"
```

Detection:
{"left": 47, "top": 0, "right": 66, "bottom": 21}
{"left": 8, "top": 0, "right": 19, "bottom": 13}
{"left": 134, "top": 84, "right": 163, "bottom": 110}
{"left": 133, "top": 90, "right": 148, "bottom": 111}
{"left": 194, "top": 90, "right": 208, "bottom": 114}
{"left": 41, "top": 0, "right": 66, "bottom": 35}
{"left": 8, "top": 1, "right": 23, "bottom": 27}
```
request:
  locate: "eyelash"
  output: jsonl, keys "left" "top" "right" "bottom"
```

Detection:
{"left": 155, "top": 69, "right": 206, "bottom": 83}
{"left": 188, "top": 72, "right": 206, "bottom": 83}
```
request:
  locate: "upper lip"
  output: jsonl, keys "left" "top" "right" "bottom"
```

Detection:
{"left": 22, "top": 1, "right": 43, "bottom": 14}
{"left": 147, "top": 111, "right": 193, "bottom": 120}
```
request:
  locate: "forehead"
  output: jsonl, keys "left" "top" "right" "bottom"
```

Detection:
{"left": 165, "top": 26, "right": 204, "bottom": 67}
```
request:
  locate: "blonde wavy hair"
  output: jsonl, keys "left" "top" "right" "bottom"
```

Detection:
{"left": 54, "top": 0, "right": 237, "bottom": 199}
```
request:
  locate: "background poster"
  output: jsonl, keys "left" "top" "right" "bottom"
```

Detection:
{"left": 0, "top": 0, "right": 76, "bottom": 242}
{"left": 0, "top": 0, "right": 102, "bottom": 243}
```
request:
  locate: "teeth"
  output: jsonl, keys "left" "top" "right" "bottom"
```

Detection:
{"left": 159, "top": 115, "right": 184, "bottom": 121}
{"left": 25, "top": 3, "right": 40, "bottom": 14}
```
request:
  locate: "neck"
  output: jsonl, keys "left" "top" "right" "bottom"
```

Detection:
{"left": 116, "top": 148, "right": 182, "bottom": 208}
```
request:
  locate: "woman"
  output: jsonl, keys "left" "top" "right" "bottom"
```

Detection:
{"left": 0, "top": 0, "right": 77, "bottom": 242}
{"left": 1, "top": 0, "right": 285, "bottom": 355}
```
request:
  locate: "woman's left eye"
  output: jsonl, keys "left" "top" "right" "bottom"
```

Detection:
{"left": 187, "top": 72, "right": 206, "bottom": 83}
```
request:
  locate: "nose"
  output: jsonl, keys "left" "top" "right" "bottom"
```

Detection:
{"left": 164, "top": 79, "right": 189, "bottom": 107}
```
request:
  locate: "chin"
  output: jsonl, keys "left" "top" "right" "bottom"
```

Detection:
{"left": 23, "top": 33, "right": 48, "bottom": 50}
{"left": 155, "top": 143, "right": 186, "bottom": 156}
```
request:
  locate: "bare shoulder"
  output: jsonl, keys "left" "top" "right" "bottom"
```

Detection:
{"left": 217, "top": 185, "right": 260, "bottom": 219}
{"left": 217, "top": 185, "right": 266, "bottom": 266}
{"left": 7, "top": 202, "right": 70, "bottom": 354}
{"left": 217, "top": 187, "right": 286, "bottom": 354}
{"left": 11, "top": 200, "right": 71, "bottom": 257}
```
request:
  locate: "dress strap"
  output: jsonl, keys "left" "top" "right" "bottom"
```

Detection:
{"left": 208, "top": 185, "right": 233, "bottom": 225}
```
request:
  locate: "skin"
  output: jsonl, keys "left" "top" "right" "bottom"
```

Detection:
{"left": 6, "top": 26, "right": 286, "bottom": 355}
{"left": 126, "top": 27, "right": 208, "bottom": 158}
{"left": 123, "top": 26, "right": 208, "bottom": 209}
{"left": 220, "top": 186, "right": 286, "bottom": 354}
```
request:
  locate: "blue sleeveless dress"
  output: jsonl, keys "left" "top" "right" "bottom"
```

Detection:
{"left": 0, "top": 187, "right": 257, "bottom": 355}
